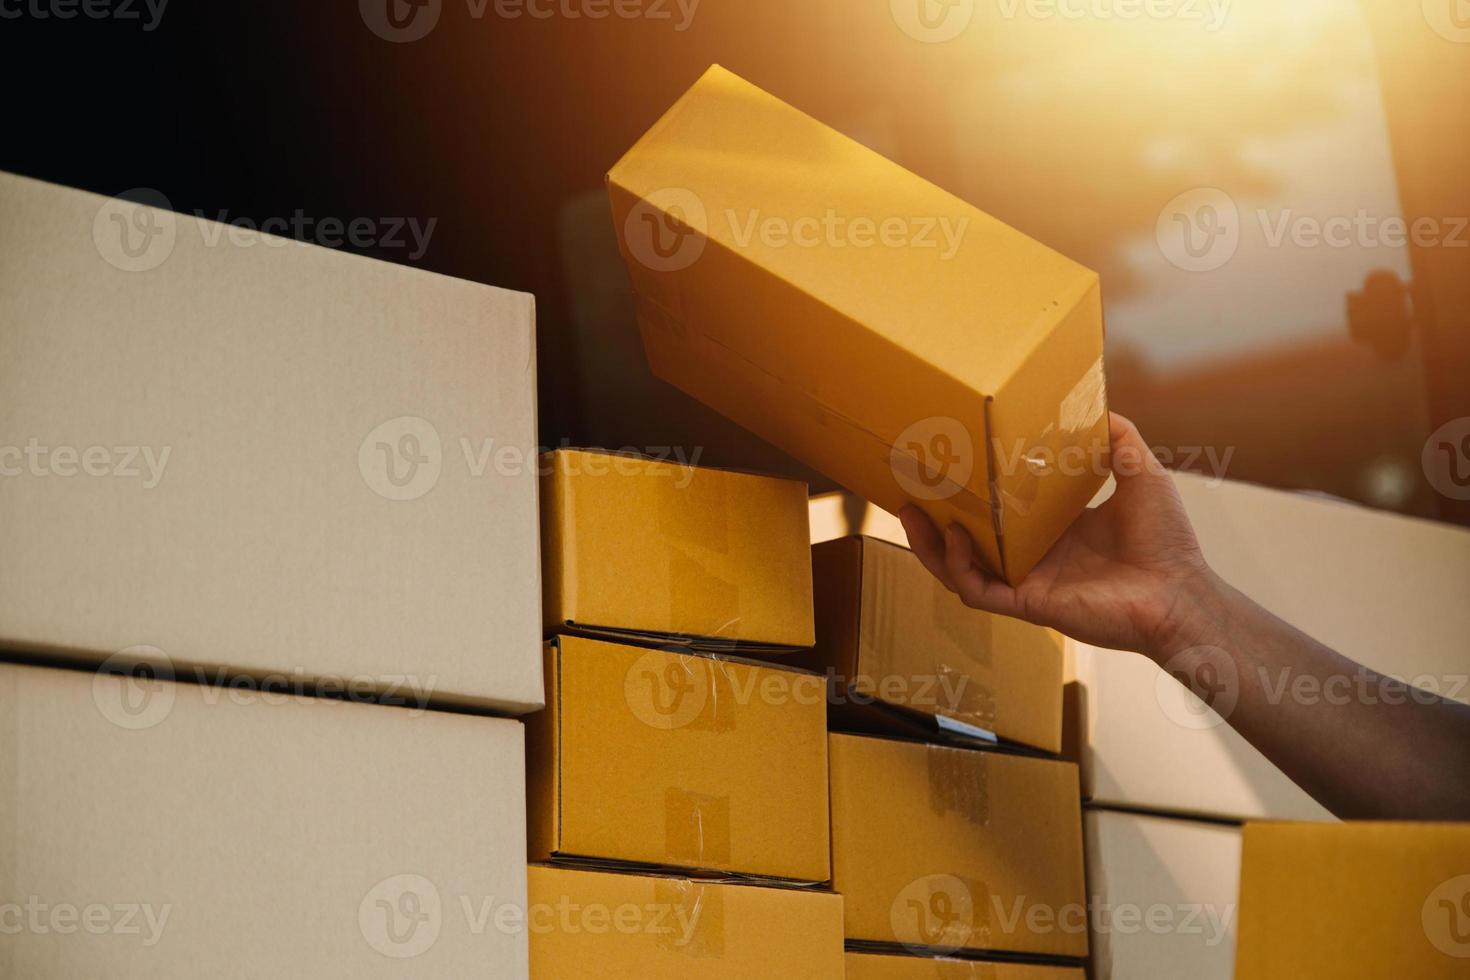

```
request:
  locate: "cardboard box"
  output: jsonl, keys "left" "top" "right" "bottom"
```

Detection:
{"left": 0, "top": 171, "right": 542, "bottom": 715}
{"left": 540, "top": 447, "right": 814, "bottom": 649}
{"left": 1083, "top": 809, "right": 1241, "bottom": 980}
{"left": 787, "top": 535, "right": 1063, "bottom": 753}
{"left": 607, "top": 65, "right": 1110, "bottom": 586}
{"left": 0, "top": 659, "right": 528, "bottom": 977}
{"left": 1235, "top": 821, "right": 1470, "bottom": 979}
{"left": 526, "top": 865, "right": 844, "bottom": 978}
{"left": 828, "top": 733, "right": 1088, "bottom": 960}
{"left": 846, "top": 952, "right": 1085, "bottom": 979}
{"left": 527, "top": 634, "right": 830, "bottom": 882}
{"left": 1069, "top": 471, "right": 1470, "bottom": 821}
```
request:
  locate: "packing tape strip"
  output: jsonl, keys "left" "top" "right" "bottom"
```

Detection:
{"left": 656, "top": 457, "right": 744, "bottom": 642}
{"left": 664, "top": 786, "right": 733, "bottom": 870}
{"left": 652, "top": 876, "right": 726, "bottom": 958}
{"left": 997, "top": 356, "right": 1108, "bottom": 519}
{"left": 624, "top": 650, "right": 737, "bottom": 733}
{"left": 926, "top": 744, "right": 990, "bottom": 827}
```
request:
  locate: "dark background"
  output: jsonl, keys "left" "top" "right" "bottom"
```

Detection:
{"left": 3, "top": 0, "right": 1466, "bottom": 526}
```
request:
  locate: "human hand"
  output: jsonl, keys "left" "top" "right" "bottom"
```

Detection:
{"left": 899, "top": 412, "right": 1220, "bottom": 659}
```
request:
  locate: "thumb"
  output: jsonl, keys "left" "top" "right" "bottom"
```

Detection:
{"left": 1108, "top": 412, "right": 1169, "bottom": 488}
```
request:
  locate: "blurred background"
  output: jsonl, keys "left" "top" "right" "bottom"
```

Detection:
{"left": 3, "top": 0, "right": 1466, "bottom": 526}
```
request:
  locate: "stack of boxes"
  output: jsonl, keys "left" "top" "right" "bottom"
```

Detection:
{"left": 0, "top": 171, "right": 543, "bottom": 975}
{"left": 527, "top": 448, "right": 845, "bottom": 976}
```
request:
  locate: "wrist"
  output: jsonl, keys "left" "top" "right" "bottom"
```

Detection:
{"left": 1143, "top": 566, "right": 1233, "bottom": 664}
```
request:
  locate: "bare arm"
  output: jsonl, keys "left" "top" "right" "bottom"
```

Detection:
{"left": 899, "top": 412, "right": 1470, "bottom": 820}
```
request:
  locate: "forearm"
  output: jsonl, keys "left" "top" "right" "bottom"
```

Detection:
{"left": 1149, "top": 571, "right": 1470, "bottom": 820}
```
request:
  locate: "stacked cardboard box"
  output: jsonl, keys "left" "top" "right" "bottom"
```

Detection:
{"left": 0, "top": 172, "right": 543, "bottom": 975}
{"left": 805, "top": 533, "right": 1090, "bottom": 974}
{"left": 527, "top": 449, "right": 844, "bottom": 977}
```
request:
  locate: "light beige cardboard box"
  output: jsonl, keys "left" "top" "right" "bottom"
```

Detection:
{"left": 527, "top": 635, "right": 830, "bottom": 883}
{"left": 1069, "top": 472, "right": 1470, "bottom": 821}
{"left": 1083, "top": 808, "right": 1241, "bottom": 980}
{"left": 0, "top": 171, "right": 542, "bottom": 714}
{"left": 527, "top": 865, "right": 844, "bottom": 978}
{"left": 0, "top": 659, "right": 528, "bottom": 977}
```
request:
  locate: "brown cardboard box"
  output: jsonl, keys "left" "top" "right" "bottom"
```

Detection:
{"left": 828, "top": 733, "right": 1088, "bottom": 960}
{"left": 790, "top": 536, "right": 1064, "bottom": 753}
{"left": 540, "top": 448, "right": 814, "bottom": 649}
{"left": 607, "top": 65, "right": 1109, "bottom": 585}
{"left": 526, "top": 865, "right": 844, "bottom": 978}
{"left": 0, "top": 659, "right": 528, "bottom": 977}
{"left": 1235, "top": 821, "right": 1470, "bottom": 979}
{"left": 846, "top": 951, "right": 1085, "bottom": 979}
{"left": 0, "top": 171, "right": 542, "bottom": 715}
{"left": 1083, "top": 809, "right": 1241, "bottom": 980}
{"left": 527, "top": 635, "right": 830, "bottom": 882}
{"left": 1070, "top": 471, "right": 1470, "bottom": 822}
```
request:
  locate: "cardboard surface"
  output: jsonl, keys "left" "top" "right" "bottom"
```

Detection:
{"left": 526, "top": 635, "right": 830, "bottom": 882}
{"left": 540, "top": 448, "right": 814, "bottom": 649}
{"left": 1082, "top": 809, "right": 1240, "bottom": 980}
{"left": 845, "top": 952, "right": 1085, "bottom": 979}
{"left": 526, "top": 865, "right": 844, "bottom": 978}
{"left": 0, "top": 171, "right": 543, "bottom": 715}
{"left": 1235, "top": 821, "right": 1470, "bottom": 979}
{"left": 790, "top": 536, "right": 1063, "bottom": 753}
{"left": 0, "top": 660, "right": 528, "bottom": 977}
{"left": 607, "top": 65, "right": 1109, "bottom": 585}
{"left": 828, "top": 733, "right": 1088, "bottom": 959}
{"left": 1070, "top": 471, "right": 1470, "bottom": 821}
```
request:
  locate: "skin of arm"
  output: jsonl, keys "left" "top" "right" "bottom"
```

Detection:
{"left": 898, "top": 412, "right": 1470, "bottom": 821}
